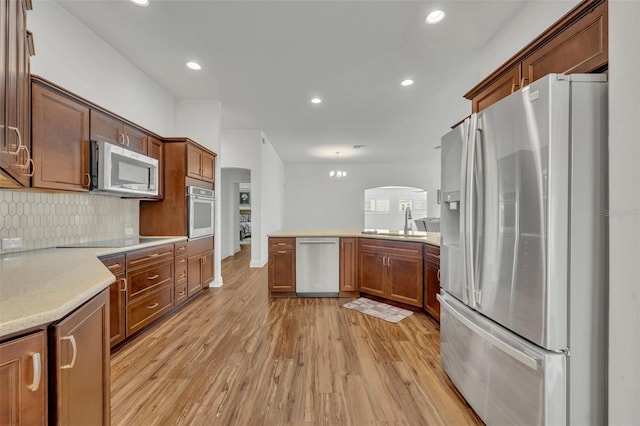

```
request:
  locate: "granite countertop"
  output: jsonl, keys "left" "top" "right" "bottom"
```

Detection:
{"left": 0, "top": 236, "right": 186, "bottom": 339}
{"left": 269, "top": 229, "right": 441, "bottom": 247}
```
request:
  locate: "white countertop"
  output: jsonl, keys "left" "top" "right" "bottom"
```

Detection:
{"left": 0, "top": 236, "right": 186, "bottom": 339}
{"left": 269, "top": 229, "right": 440, "bottom": 246}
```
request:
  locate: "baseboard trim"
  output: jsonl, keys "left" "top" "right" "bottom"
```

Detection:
{"left": 250, "top": 259, "right": 267, "bottom": 268}
{"left": 208, "top": 277, "right": 223, "bottom": 288}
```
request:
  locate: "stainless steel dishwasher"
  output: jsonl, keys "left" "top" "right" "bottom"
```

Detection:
{"left": 295, "top": 237, "right": 340, "bottom": 297}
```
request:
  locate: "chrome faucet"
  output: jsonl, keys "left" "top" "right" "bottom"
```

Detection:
{"left": 404, "top": 206, "right": 413, "bottom": 235}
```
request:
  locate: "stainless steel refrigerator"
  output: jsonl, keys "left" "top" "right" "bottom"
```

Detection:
{"left": 438, "top": 74, "right": 608, "bottom": 425}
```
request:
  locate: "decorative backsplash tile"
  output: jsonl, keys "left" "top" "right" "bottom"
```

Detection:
{"left": 0, "top": 189, "right": 139, "bottom": 254}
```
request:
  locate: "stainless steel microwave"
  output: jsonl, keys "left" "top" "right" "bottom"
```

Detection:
{"left": 89, "top": 140, "right": 158, "bottom": 197}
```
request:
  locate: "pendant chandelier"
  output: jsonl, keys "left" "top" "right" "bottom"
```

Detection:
{"left": 329, "top": 152, "right": 347, "bottom": 179}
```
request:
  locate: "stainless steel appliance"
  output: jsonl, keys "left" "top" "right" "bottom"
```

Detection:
{"left": 89, "top": 140, "right": 158, "bottom": 197}
{"left": 295, "top": 237, "right": 339, "bottom": 296}
{"left": 187, "top": 186, "right": 215, "bottom": 239}
{"left": 438, "top": 74, "right": 608, "bottom": 425}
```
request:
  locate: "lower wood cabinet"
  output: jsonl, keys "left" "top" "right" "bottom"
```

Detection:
{"left": 126, "top": 283, "right": 173, "bottom": 336}
{"left": 187, "top": 238, "right": 215, "bottom": 298}
{"left": 0, "top": 331, "right": 47, "bottom": 425}
{"left": 50, "top": 289, "right": 109, "bottom": 426}
{"left": 339, "top": 237, "right": 358, "bottom": 294}
{"left": 358, "top": 239, "right": 423, "bottom": 307}
{"left": 423, "top": 245, "right": 441, "bottom": 321}
{"left": 268, "top": 237, "right": 296, "bottom": 295}
{"left": 108, "top": 273, "right": 126, "bottom": 347}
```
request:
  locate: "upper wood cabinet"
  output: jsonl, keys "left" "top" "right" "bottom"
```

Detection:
{"left": 0, "top": 331, "right": 47, "bottom": 426}
{"left": 31, "top": 80, "right": 91, "bottom": 192}
{"left": 187, "top": 143, "right": 215, "bottom": 183}
{"left": 465, "top": 0, "right": 608, "bottom": 113}
{"left": 90, "top": 110, "right": 147, "bottom": 155}
{"left": 0, "top": 0, "right": 33, "bottom": 187}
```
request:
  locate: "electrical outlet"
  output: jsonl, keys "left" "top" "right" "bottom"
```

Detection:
{"left": 1, "top": 237, "right": 22, "bottom": 250}
{"left": 125, "top": 227, "right": 134, "bottom": 236}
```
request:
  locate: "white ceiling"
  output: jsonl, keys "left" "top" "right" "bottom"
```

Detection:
{"left": 57, "top": 0, "right": 528, "bottom": 164}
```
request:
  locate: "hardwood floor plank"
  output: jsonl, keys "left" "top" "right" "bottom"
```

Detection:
{"left": 111, "top": 245, "right": 483, "bottom": 425}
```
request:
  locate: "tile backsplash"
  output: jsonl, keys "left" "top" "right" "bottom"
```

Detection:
{"left": 0, "top": 190, "right": 139, "bottom": 254}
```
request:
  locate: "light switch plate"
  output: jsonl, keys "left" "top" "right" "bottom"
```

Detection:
{"left": 1, "top": 238, "right": 23, "bottom": 250}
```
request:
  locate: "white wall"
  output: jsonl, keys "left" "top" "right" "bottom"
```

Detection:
{"left": 220, "top": 168, "right": 250, "bottom": 259}
{"left": 29, "top": 0, "right": 175, "bottom": 135}
{"left": 260, "top": 133, "right": 285, "bottom": 263}
{"left": 284, "top": 163, "right": 433, "bottom": 229}
{"left": 174, "top": 100, "right": 223, "bottom": 286}
{"left": 608, "top": 1, "right": 640, "bottom": 424}
{"left": 220, "top": 130, "right": 264, "bottom": 265}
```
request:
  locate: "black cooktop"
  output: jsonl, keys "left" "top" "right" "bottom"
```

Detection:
{"left": 57, "top": 237, "right": 167, "bottom": 248}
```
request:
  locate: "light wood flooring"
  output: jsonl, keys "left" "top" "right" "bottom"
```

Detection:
{"left": 111, "top": 245, "right": 482, "bottom": 425}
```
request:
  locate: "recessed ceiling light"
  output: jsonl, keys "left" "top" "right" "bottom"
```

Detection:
{"left": 130, "top": 0, "right": 149, "bottom": 6}
{"left": 310, "top": 97, "right": 322, "bottom": 104}
{"left": 426, "top": 10, "right": 445, "bottom": 24}
{"left": 186, "top": 61, "right": 202, "bottom": 71}
{"left": 401, "top": 79, "right": 414, "bottom": 87}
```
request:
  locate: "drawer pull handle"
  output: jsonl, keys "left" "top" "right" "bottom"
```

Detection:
{"left": 277, "top": 251, "right": 287, "bottom": 254}
{"left": 60, "top": 335, "right": 77, "bottom": 370}
{"left": 178, "top": 291, "right": 185, "bottom": 296}
{"left": 149, "top": 253, "right": 160, "bottom": 258}
{"left": 277, "top": 243, "right": 286, "bottom": 246}
{"left": 107, "top": 263, "right": 121, "bottom": 270}
{"left": 147, "top": 303, "right": 159, "bottom": 309}
{"left": 28, "top": 352, "right": 42, "bottom": 392}
{"left": 148, "top": 274, "right": 160, "bottom": 280}
{"left": 177, "top": 246, "right": 186, "bottom": 251}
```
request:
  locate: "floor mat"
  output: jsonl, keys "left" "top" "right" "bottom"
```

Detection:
{"left": 342, "top": 297, "right": 413, "bottom": 323}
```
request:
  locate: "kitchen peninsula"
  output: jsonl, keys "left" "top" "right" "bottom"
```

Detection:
{"left": 268, "top": 229, "right": 441, "bottom": 320}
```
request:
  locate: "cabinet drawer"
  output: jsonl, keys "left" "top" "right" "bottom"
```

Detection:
{"left": 175, "top": 281, "right": 188, "bottom": 305}
{"left": 269, "top": 238, "right": 295, "bottom": 250}
{"left": 358, "top": 238, "right": 423, "bottom": 258}
{"left": 423, "top": 244, "right": 441, "bottom": 263}
{"left": 126, "top": 259, "right": 173, "bottom": 301}
{"left": 188, "top": 237, "right": 214, "bottom": 256}
{"left": 174, "top": 241, "right": 188, "bottom": 256}
{"left": 126, "top": 283, "right": 173, "bottom": 336}
{"left": 100, "top": 254, "right": 125, "bottom": 274}
{"left": 126, "top": 243, "right": 174, "bottom": 269}
{"left": 175, "top": 258, "right": 188, "bottom": 283}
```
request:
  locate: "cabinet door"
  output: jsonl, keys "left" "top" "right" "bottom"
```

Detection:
{"left": 201, "top": 150, "right": 215, "bottom": 182}
{"left": 186, "top": 144, "right": 202, "bottom": 180}
{"left": 357, "top": 250, "right": 386, "bottom": 297}
{"left": 32, "top": 84, "right": 90, "bottom": 191}
{"left": 424, "top": 260, "right": 441, "bottom": 321}
{"left": 201, "top": 250, "right": 214, "bottom": 287}
{"left": 51, "top": 289, "right": 109, "bottom": 426}
{"left": 147, "top": 136, "right": 163, "bottom": 199}
{"left": 386, "top": 254, "right": 423, "bottom": 307}
{"left": 90, "top": 110, "right": 123, "bottom": 147}
{"left": 1, "top": 0, "right": 30, "bottom": 186}
{"left": 339, "top": 237, "right": 358, "bottom": 293}
{"left": 0, "top": 331, "right": 47, "bottom": 426}
{"left": 123, "top": 124, "right": 147, "bottom": 155}
{"left": 187, "top": 253, "right": 203, "bottom": 297}
{"left": 522, "top": 1, "right": 607, "bottom": 85}
{"left": 471, "top": 65, "right": 521, "bottom": 113}
{"left": 109, "top": 274, "right": 126, "bottom": 348}
{"left": 268, "top": 249, "right": 296, "bottom": 292}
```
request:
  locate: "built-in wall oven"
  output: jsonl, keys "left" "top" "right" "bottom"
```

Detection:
{"left": 187, "top": 186, "right": 215, "bottom": 239}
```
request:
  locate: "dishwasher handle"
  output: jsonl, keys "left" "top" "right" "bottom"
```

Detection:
{"left": 298, "top": 241, "right": 337, "bottom": 245}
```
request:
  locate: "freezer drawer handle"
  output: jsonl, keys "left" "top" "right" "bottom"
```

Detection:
{"left": 438, "top": 295, "right": 539, "bottom": 371}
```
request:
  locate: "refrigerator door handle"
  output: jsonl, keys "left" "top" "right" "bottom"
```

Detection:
{"left": 458, "top": 117, "right": 471, "bottom": 305}
{"left": 473, "top": 124, "right": 485, "bottom": 305}
{"left": 438, "top": 294, "right": 539, "bottom": 371}
{"left": 465, "top": 115, "right": 478, "bottom": 307}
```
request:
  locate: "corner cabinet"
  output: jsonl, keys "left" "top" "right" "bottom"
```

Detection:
{"left": 31, "top": 79, "right": 91, "bottom": 191}
{"left": 423, "top": 245, "right": 441, "bottom": 321}
{"left": 268, "top": 237, "right": 296, "bottom": 295}
{"left": 50, "top": 289, "right": 110, "bottom": 426}
{"left": 358, "top": 239, "right": 423, "bottom": 308}
{"left": 465, "top": 0, "right": 608, "bottom": 113}
{"left": 0, "top": 331, "right": 47, "bottom": 425}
